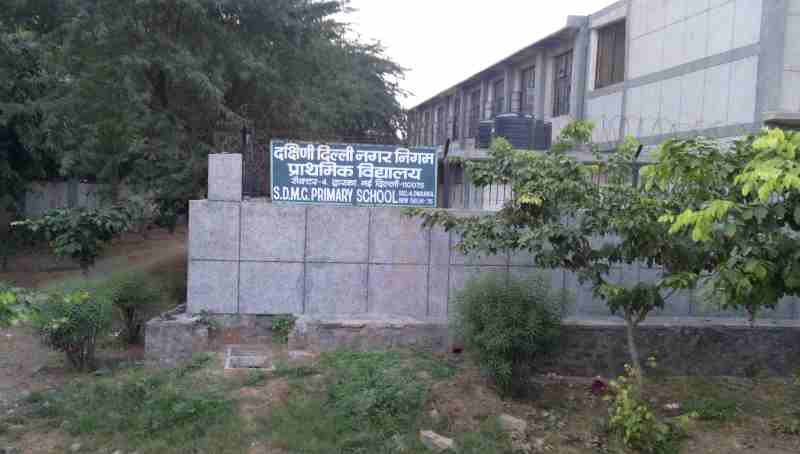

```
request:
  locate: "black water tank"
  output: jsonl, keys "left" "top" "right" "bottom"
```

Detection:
{"left": 495, "top": 113, "right": 534, "bottom": 149}
{"left": 533, "top": 120, "right": 552, "bottom": 151}
{"left": 477, "top": 120, "right": 494, "bottom": 149}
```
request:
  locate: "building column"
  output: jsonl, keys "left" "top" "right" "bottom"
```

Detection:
{"left": 756, "top": 0, "right": 789, "bottom": 122}
{"left": 484, "top": 79, "right": 494, "bottom": 120}
{"left": 570, "top": 17, "right": 591, "bottom": 121}
{"left": 535, "top": 52, "right": 547, "bottom": 120}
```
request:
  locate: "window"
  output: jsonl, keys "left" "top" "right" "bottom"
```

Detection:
{"left": 493, "top": 79, "right": 505, "bottom": 116}
{"left": 595, "top": 21, "right": 626, "bottom": 89}
{"left": 469, "top": 89, "right": 481, "bottom": 138}
{"left": 553, "top": 51, "right": 573, "bottom": 117}
{"left": 452, "top": 96, "right": 461, "bottom": 140}
{"left": 521, "top": 66, "right": 536, "bottom": 115}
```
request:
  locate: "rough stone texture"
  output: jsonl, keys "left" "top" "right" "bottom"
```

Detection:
{"left": 419, "top": 431, "right": 455, "bottom": 452}
{"left": 498, "top": 414, "right": 528, "bottom": 434}
{"left": 305, "top": 263, "right": 368, "bottom": 314}
{"left": 208, "top": 153, "right": 242, "bottom": 202}
{"left": 240, "top": 202, "right": 305, "bottom": 261}
{"left": 239, "top": 262, "right": 303, "bottom": 314}
{"left": 549, "top": 319, "right": 800, "bottom": 377}
{"left": 187, "top": 260, "right": 239, "bottom": 314}
{"left": 189, "top": 200, "right": 240, "bottom": 261}
{"left": 368, "top": 264, "right": 428, "bottom": 317}
{"left": 306, "top": 206, "right": 369, "bottom": 262}
{"left": 145, "top": 315, "right": 210, "bottom": 366}
{"left": 288, "top": 314, "right": 448, "bottom": 353}
{"left": 369, "top": 208, "right": 430, "bottom": 264}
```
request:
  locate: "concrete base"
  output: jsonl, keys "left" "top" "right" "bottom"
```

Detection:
{"left": 144, "top": 315, "right": 210, "bottom": 366}
{"left": 288, "top": 314, "right": 449, "bottom": 353}
{"left": 549, "top": 319, "right": 800, "bottom": 377}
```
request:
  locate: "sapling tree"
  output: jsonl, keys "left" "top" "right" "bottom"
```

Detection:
{"left": 411, "top": 125, "right": 705, "bottom": 377}
{"left": 12, "top": 206, "right": 132, "bottom": 276}
{"left": 644, "top": 128, "right": 800, "bottom": 322}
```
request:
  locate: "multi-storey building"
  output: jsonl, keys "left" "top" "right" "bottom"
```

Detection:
{"left": 408, "top": 0, "right": 800, "bottom": 208}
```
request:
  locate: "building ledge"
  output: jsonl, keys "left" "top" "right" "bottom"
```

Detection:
{"left": 763, "top": 111, "right": 800, "bottom": 127}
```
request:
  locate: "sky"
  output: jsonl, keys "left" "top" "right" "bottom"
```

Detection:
{"left": 340, "top": 0, "right": 606, "bottom": 109}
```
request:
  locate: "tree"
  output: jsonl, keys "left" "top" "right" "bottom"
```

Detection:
{"left": 411, "top": 126, "right": 705, "bottom": 378}
{"left": 12, "top": 206, "right": 132, "bottom": 276}
{"left": 1, "top": 0, "right": 407, "bottom": 208}
{"left": 643, "top": 128, "right": 800, "bottom": 322}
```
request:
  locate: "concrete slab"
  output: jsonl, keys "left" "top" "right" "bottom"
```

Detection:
{"left": 368, "top": 264, "right": 428, "bottom": 317}
{"left": 187, "top": 260, "right": 239, "bottom": 314}
{"left": 369, "top": 208, "right": 429, "bottom": 264}
{"left": 189, "top": 200, "right": 240, "bottom": 261}
{"left": 239, "top": 262, "right": 304, "bottom": 315}
{"left": 241, "top": 203, "right": 305, "bottom": 262}
{"left": 208, "top": 154, "right": 242, "bottom": 202}
{"left": 306, "top": 206, "right": 369, "bottom": 262}
{"left": 305, "top": 263, "right": 367, "bottom": 314}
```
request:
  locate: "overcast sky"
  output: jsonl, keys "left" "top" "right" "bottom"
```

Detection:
{"left": 340, "top": 0, "right": 605, "bottom": 109}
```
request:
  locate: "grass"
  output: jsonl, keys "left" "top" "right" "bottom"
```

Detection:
{"left": 20, "top": 354, "right": 254, "bottom": 453}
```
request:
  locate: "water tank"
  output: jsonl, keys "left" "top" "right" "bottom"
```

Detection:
{"left": 494, "top": 113, "right": 534, "bottom": 149}
{"left": 477, "top": 120, "right": 494, "bottom": 149}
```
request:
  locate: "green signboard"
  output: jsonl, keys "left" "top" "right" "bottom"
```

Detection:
{"left": 270, "top": 140, "right": 438, "bottom": 207}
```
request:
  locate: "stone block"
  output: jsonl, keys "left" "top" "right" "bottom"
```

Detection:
{"left": 240, "top": 203, "right": 305, "bottom": 262}
{"left": 662, "top": 21, "right": 687, "bottom": 69}
{"left": 368, "top": 264, "right": 428, "bottom": 318}
{"left": 684, "top": 11, "right": 709, "bottom": 64}
{"left": 306, "top": 206, "right": 369, "bottom": 262}
{"left": 429, "top": 224, "right": 451, "bottom": 265}
{"left": 704, "top": 63, "right": 731, "bottom": 128}
{"left": 187, "top": 260, "right": 239, "bottom": 314}
{"left": 420, "top": 431, "right": 455, "bottom": 453}
{"left": 189, "top": 200, "right": 240, "bottom": 261}
{"left": 729, "top": 56, "right": 758, "bottom": 124}
{"left": 733, "top": 0, "right": 762, "bottom": 49}
{"left": 145, "top": 315, "right": 210, "bottom": 366}
{"left": 450, "top": 231, "right": 508, "bottom": 266}
{"left": 239, "top": 262, "right": 304, "bottom": 315}
{"left": 707, "top": 2, "right": 734, "bottom": 57}
{"left": 369, "top": 208, "right": 429, "bottom": 264}
{"left": 305, "top": 263, "right": 367, "bottom": 314}
{"left": 208, "top": 153, "right": 242, "bottom": 202}
{"left": 659, "top": 76, "right": 683, "bottom": 130}
{"left": 428, "top": 266, "right": 449, "bottom": 320}
{"left": 679, "top": 70, "right": 706, "bottom": 132}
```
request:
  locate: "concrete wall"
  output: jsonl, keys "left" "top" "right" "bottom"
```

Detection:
{"left": 780, "top": 1, "right": 800, "bottom": 112}
{"left": 189, "top": 154, "right": 800, "bottom": 323}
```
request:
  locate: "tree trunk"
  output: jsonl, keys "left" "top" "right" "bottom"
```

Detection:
{"left": 624, "top": 315, "right": 643, "bottom": 386}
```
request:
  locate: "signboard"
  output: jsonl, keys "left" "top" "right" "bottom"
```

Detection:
{"left": 270, "top": 140, "right": 438, "bottom": 207}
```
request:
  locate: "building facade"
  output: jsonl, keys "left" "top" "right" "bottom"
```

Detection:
{"left": 408, "top": 0, "right": 800, "bottom": 208}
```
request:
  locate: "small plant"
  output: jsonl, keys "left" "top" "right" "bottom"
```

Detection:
{"left": 100, "top": 271, "right": 163, "bottom": 344}
{"left": 772, "top": 369, "right": 800, "bottom": 435}
{"left": 606, "top": 365, "right": 687, "bottom": 454}
{"left": 681, "top": 397, "right": 738, "bottom": 422}
{"left": 12, "top": 207, "right": 131, "bottom": 276}
{"left": 0, "top": 283, "right": 44, "bottom": 327}
{"left": 271, "top": 314, "right": 296, "bottom": 344}
{"left": 30, "top": 290, "right": 113, "bottom": 371}
{"left": 452, "top": 272, "right": 562, "bottom": 397}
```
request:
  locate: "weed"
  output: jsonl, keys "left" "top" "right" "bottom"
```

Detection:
{"left": 272, "top": 359, "right": 318, "bottom": 380}
{"left": 271, "top": 315, "right": 296, "bottom": 344}
{"left": 21, "top": 355, "right": 249, "bottom": 453}
{"left": 243, "top": 369, "right": 268, "bottom": 387}
{"left": 681, "top": 397, "right": 739, "bottom": 422}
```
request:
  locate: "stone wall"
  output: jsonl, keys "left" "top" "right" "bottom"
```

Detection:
{"left": 189, "top": 153, "right": 800, "bottom": 322}
{"left": 550, "top": 319, "right": 800, "bottom": 377}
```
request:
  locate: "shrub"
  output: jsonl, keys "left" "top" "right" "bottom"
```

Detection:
{"left": 12, "top": 207, "right": 131, "bottom": 276}
{"left": 606, "top": 365, "right": 687, "bottom": 454}
{"left": 271, "top": 315, "right": 296, "bottom": 344}
{"left": 452, "top": 272, "right": 562, "bottom": 397}
{"left": 0, "top": 282, "right": 45, "bottom": 327}
{"left": 30, "top": 290, "right": 113, "bottom": 371}
{"left": 681, "top": 397, "right": 738, "bottom": 422}
{"left": 100, "top": 271, "right": 163, "bottom": 344}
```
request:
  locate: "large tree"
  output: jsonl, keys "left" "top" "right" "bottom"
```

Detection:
{"left": 0, "top": 0, "right": 406, "bottom": 205}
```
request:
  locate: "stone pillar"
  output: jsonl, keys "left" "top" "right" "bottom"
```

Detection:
{"left": 208, "top": 153, "right": 243, "bottom": 202}
{"left": 570, "top": 17, "right": 591, "bottom": 121}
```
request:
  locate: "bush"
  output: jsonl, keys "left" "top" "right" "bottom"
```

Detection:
{"left": 100, "top": 271, "right": 164, "bottom": 344}
{"left": 681, "top": 397, "right": 738, "bottom": 422}
{"left": 0, "top": 282, "right": 45, "bottom": 327}
{"left": 271, "top": 315, "right": 296, "bottom": 344}
{"left": 452, "top": 272, "right": 563, "bottom": 397}
{"left": 606, "top": 365, "right": 687, "bottom": 454}
{"left": 30, "top": 290, "right": 113, "bottom": 371}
